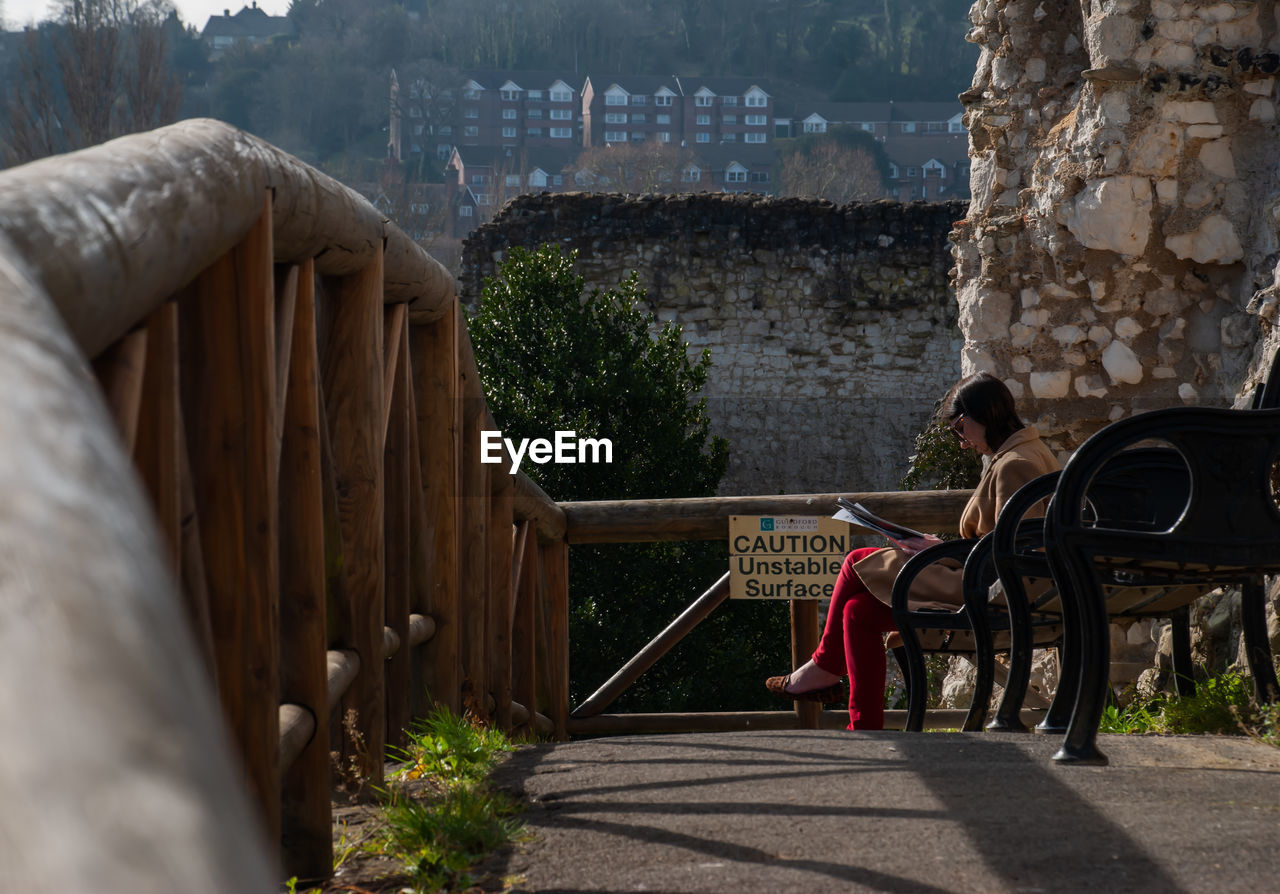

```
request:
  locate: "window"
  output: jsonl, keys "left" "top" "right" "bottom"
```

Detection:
{"left": 463, "top": 87, "right": 481, "bottom": 99}
{"left": 476, "top": 194, "right": 491, "bottom": 205}
{"left": 550, "top": 127, "right": 572, "bottom": 139}
{"left": 924, "top": 121, "right": 947, "bottom": 132}
{"left": 888, "top": 163, "right": 899, "bottom": 178}
{"left": 860, "top": 122, "right": 875, "bottom": 132}
{"left": 723, "top": 96, "right": 737, "bottom": 106}
{"left": 459, "top": 205, "right": 473, "bottom": 217}
{"left": 901, "top": 122, "right": 916, "bottom": 133}
{"left": 723, "top": 115, "right": 737, "bottom": 124}
{"left": 950, "top": 120, "right": 965, "bottom": 133}
{"left": 438, "top": 125, "right": 452, "bottom": 135}
{"left": 529, "top": 170, "right": 547, "bottom": 187}
{"left": 500, "top": 89, "right": 519, "bottom": 100}
{"left": 682, "top": 166, "right": 700, "bottom": 182}
{"left": 906, "top": 166, "right": 918, "bottom": 177}
{"left": 630, "top": 132, "right": 644, "bottom": 141}
{"left": 726, "top": 168, "right": 747, "bottom": 183}
{"left": 464, "top": 107, "right": 479, "bottom": 118}
{"left": 722, "top": 133, "right": 738, "bottom": 141}
{"left": 528, "top": 127, "right": 543, "bottom": 136}
{"left": 656, "top": 94, "right": 672, "bottom": 106}
{"left": 527, "top": 89, "right": 543, "bottom": 100}
{"left": 632, "top": 113, "right": 646, "bottom": 123}
{"left": 553, "top": 174, "right": 563, "bottom": 186}
{"left": 750, "top": 171, "right": 770, "bottom": 183}
{"left": 695, "top": 95, "right": 713, "bottom": 106}
{"left": 605, "top": 112, "right": 627, "bottom": 124}
{"left": 505, "top": 174, "right": 521, "bottom": 187}
{"left": 697, "top": 114, "right": 710, "bottom": 125}
{"left": 605, "top": 93, "right": 627, "bottom": 105}
{"left": 958, "top": 164, "right": 970, "bottom": 177}
{"left": 656, "top": 114, "right": 670, "bottom": 124}
{"left": 924, "top": 161, "right": 946, "bottom": 178}
{"left": 550, "top": 88, "right": 572, "bottom": 102}
{"left": 550, "top": 108, "right": 572, "bottom": 120}
{"left": 745, "top": 92, "right": 766, "bottom": 107}
{"left": 470, "top": 174, "right": 488, "bottom": 186}
{"left": 502, "top": 126, "right": 516, "bottom": 138}
{"left": 503, "top": 108, "right": 517, "bottom": 119}
{"left": 745, "top": 114, "right": 766, "bottom": 126}
{"left": 804, "top": 121, "right": 826, "bottom": 133}
{"left": 528, "top": 109, "right": 543, "bottom": 119}
{"left": 463, "top": 125, "right": 478, "bottom": 137}
{"left": 696, "top": 132, "right": 710, "bottom": 143}
{"left": 631, "top": 95, "right": 646, "bottom": 105}
{"left": 658, "top": 132, "right": 670, "bottom": 142}
{"left": 745, "top": 132, "right": 765, "bottom": 143}
{"left": 604, "top": 130, "right": 627, "bottom": 142}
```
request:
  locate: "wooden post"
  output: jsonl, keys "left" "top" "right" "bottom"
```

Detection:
{"left": 460, "top": 409, "right": 490, "bottom": 720}
{"left": 276, "top": 259, "right": 332, "bottom": 881}
{"left": 411, "top": 306, "right": 461, "bottom": 714}
{"left": 384, "top": 305, "right": 412, "bottom": 748}
{"left": 487, "top": 470, "right": 514, "bottom": 729}
{"left": 511, "top": 530, "right": 538, "bottom": 735}
{"left": 133, "top": 302, "right": 181, "bottom": 574}
{"left": 791, "top": 600, "right": 821, "bottom": 729}
{"left": 178, "top": 194, "right": 281, "bottom": 839}
{"left": 91, "top": 327, "right": 148, "bottom": 455}
{"left": 318, "top": 247, "right": 386, "bottom": 784}
{"left": 542, "top": 539, "right": 570, "bottom": 739}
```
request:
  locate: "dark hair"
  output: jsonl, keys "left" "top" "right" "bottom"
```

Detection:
{"left": 945, "top": 371, "right": 1025, "bottom": 452}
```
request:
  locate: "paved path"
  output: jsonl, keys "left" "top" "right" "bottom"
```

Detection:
{"left": 489, "top": 730, "right": 1280, "bottom": 893}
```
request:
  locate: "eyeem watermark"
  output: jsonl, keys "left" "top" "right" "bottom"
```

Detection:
{"left": 481, "top": 430, "right": 613, "bottom": 474}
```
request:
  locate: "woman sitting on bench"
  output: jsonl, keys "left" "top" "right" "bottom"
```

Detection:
{"left": 765, "top": 372, "right": 1060, "bottom": 730}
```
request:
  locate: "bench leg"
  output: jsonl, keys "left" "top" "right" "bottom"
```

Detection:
{"left": 896, "top": 626, "right": 929, "bottom": 732}
{"left": 991, "top": 595, "right": 1034, "bottom": 733}
{"left": 1170, "top": 606, "right": 1195, "bottom": 697}
{"left": 964, "top": 608, "right": 994, "bottom": 732}
{"left": 1039, "top": 613, "right": 1077, "bottom": 735}
{"left": 1241, "top": 578, "right": 1280, "bottom": 704}
{"left": 1054, "top": 551, "right": 1110, "bottom": 765}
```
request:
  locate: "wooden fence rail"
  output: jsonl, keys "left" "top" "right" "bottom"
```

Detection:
{"left": 0, "top": 119, "right": 565, "bottom": 891}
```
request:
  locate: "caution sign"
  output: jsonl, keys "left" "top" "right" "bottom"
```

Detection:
{"left": 729, "top": 515, "right": 851, "bottom": 600}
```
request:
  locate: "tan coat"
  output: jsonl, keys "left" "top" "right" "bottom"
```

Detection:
{"left": 853, "top": 427, "right": 1060, "bottom": 610}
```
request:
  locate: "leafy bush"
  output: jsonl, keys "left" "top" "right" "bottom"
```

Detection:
{"left": 470, "top": 245, "right": 790, "bottom": 711}
{"left": 1101, "top": 667, "right": 1280, "bottom": 743}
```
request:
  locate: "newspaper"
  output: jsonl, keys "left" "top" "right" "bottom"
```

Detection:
{"left": 832, "top": 497, "right": 926, "bottom": 548}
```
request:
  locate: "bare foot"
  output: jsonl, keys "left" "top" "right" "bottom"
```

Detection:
{"left": 785, "top": 660, "right": 841, "bottom": 694}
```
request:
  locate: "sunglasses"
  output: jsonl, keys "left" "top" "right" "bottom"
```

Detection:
{"left": 950, "top": 415, "right": 966, "bottom": 439}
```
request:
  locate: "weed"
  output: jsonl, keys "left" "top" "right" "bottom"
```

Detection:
{"left": 1102, "top": 666, "right": 1280, "bottom": 744}
{"left": 365, "top": 708, "right": 524, "bottom": 893}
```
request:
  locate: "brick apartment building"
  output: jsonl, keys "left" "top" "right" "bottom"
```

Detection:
{"left": 581, "top": 75, "right": 773, "bottom": 149}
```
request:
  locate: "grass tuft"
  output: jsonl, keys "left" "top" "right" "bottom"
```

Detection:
{"left": 369, "top": 707, "right": 524, "bottom": 893}
{"left": 1101, "top": 666, "right": 1280, "bottom": 744}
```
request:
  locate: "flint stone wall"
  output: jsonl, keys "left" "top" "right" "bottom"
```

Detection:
{"left": 956, "top": 0, "right": 1280, "bottom": 448}
{"left": 462, "top": 194, "right": 967, "bottom": 496}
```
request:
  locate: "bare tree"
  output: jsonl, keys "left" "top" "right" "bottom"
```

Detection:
{"left": 778, "top": 141, "right": 884, "bottom": 203}
{"left": 2, "top": 0, "right": 182, "bottom": 165}
{"left": 574, "top": 140, "right": 695, "bottom": 195}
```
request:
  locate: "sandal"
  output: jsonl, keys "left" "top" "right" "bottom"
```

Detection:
{"left": 764, "top": 674, "right": 845, "bottom": 704}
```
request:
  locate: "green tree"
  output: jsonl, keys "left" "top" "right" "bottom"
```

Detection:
{"left": 470, "top": 245, "right": 791, "bottom": 712}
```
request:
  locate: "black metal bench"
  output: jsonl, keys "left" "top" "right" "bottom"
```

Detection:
{"left": 1044, "top": 405, "right": 1280, "bottom": 763}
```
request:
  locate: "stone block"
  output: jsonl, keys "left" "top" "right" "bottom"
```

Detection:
{"left": 1102, "top": 339, "right": 1144, "bottom": 384}
{"left": 1066, "top": 176, "right": 1152, "bottom": 256}
{"left": 1164, "top": 214, "right": 1243, "bottom": 264}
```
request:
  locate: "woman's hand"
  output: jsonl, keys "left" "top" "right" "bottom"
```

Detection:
{"left": 895, "top": 534, "right": 944, "bottom": 555}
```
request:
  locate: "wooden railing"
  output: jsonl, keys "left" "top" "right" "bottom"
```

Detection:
{"left": 0, "top": 119, "right": 566, "bottom": 892}
{"left": 557, "top": 490, "right": 970, "bottom": 734}
{"left": 0, "top": 119, "right": 975, "bottom": 892}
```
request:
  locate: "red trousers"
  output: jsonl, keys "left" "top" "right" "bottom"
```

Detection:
{"left": 811, "top": 547, "right": 898, "bottom": 730}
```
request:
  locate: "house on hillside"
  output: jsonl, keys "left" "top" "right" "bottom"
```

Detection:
{"left": 581, "top": 75, "right": 773, "bottom": 149}
{"left": 775, "top": 100, "right": 964, "bottom": 140}
{"left": 457, "top": 70, "right": 583, "bottom": 149}
{"left": 881, "top": 135, "right": 971, "bottom": 200}
{"left": 581, "top": 76, "right": 683, "bottom": 148}
{"left": 684, "top": 144, "right": 775, "bottom": 193}
{"left": 200, "top": 3, "right": 295, "bottom": 57}
{"left": 444, "top": 144, "right": 578, "bottom": 234}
